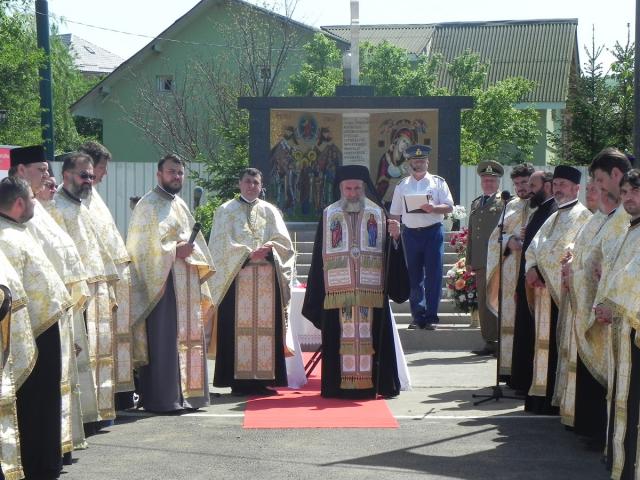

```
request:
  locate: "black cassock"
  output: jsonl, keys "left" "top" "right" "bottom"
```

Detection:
{"left": 213, "top": 255, "right": 288, "bottom": 391}
{"left": 510, "top": 198, "right": 557, "bottom": 394}
{"left": 302, "top": 222, "right": 409, "bottom": 399}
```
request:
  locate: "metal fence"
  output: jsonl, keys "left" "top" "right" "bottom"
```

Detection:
{"left": 51, "top": 162, "right": 589, "bottom": 236}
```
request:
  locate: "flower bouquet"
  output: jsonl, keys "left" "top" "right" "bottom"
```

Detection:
{"left": 445, "top": 257, "right": 478, "bottom": 313}
{"left": 446, "top": 205, "right": 467, "bottom": 221}
{"left": 449, "top": 227, "right": 469, "bottom": 259}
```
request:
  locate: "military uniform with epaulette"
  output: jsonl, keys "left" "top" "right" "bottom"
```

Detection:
{"left": 467, "top": 160, "right": 504, "bottom": 354}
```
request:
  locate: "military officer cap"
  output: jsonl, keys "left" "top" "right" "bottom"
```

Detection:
{"left": 553, "top": 165, "right": 581, "bottom": 184}
{"left": 477, "top": 160, "right": 504, "bottom": 177}
{"left": 10, "top": 145, "right": 46, "bottom": 167}
{"left": 403, "top": 144, "right": 432, "bottom": 161}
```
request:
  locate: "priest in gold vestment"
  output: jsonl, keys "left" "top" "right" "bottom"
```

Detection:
{"left": 595, "top": 169, "right": 640, "bottom": 480}
{"left": 10, "top": 145, "right": 92, "bottom": 456}
{"left": 127, "top": 154, "right": 215, "bottom": 412}
{"left": 524, "top": 165, "right": 591, "bottom": 415}
{"left": 562, "top": 149, "right": 632, "bottom": 448}
{"left": 208, "top": 168, "right": 295, "bottom": 396}
{"left": 0, "top": 251, "right": 32, "bottom": 480}
{"left": 49, "top": 153, "right": 121, "bottom": 432}
{"left": 80, "top": 141, "right": 135, "bottom": 409}
{"left": 555, "top": 180, "right": 605, "bottom": 429}
{"left": 485, "top": 163, "right": 534, "bottom": 381}
{"left": 0, "top": 176, "right": 73, "bottom": 480}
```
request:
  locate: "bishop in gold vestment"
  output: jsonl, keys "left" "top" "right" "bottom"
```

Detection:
{"left": 127, "top": 155, "right": 214, "bottom": 412}
{"left": 208, "top": 168, "right": 295, "bottom": 396}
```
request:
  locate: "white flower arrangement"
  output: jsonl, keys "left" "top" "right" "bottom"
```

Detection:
{"left": 446, "top": 205, "right": 467, "bottom": 221}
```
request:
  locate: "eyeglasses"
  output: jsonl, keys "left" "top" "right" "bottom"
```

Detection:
{"left": 76, "top": 171, "right": 96, "bottom": 181}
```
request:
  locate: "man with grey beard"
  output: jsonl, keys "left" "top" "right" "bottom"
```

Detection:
{"left": 303, "top": 165, "right": 409, "bottom": 399}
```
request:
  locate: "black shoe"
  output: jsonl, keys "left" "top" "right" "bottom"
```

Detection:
{"left": 471, "top": 348, "right": 494, "bottom": 356}
{"left": 231, "top": 388, "right": 249, "bottom": 397}
{"left": 407, "top": 322, "right": 424, "bottom": 330}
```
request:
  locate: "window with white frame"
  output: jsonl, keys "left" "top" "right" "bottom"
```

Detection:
{"left": 156, "top": 75, "right": 173, "bottom": 93}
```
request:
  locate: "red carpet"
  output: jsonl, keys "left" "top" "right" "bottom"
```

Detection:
{"left": 243, "top": 354, "right": 398, "bottom": 429}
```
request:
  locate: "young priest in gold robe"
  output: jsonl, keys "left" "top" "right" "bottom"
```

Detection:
{"left": 208, "top": 168, "right": 295, "bottom": 396}
{"left": 127, "top": 154, "right": 215, "bottom": 412}
{"left": 595, "top": 169, "right": 640, "bottom": 480}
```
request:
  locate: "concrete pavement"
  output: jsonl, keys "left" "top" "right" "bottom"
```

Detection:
{"left": 62, "top": 352, "right": 609, "bottom": 480}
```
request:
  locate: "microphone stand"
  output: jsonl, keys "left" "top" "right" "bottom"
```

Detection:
{"left": 473, "top": 194, "right": 523, "bottom": 405}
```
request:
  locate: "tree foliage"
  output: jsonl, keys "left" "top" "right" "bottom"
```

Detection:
{"left": 0, "top": 2, "right": 100, "bottom": 151}
{"left": 288, "top": 33, "right": 343, "bottom": 96}
{"left": 549, "top": 26, "right": 634, "bottom": 165}
{"left": 360, "top": 41, "right": 444, "bottom": 96}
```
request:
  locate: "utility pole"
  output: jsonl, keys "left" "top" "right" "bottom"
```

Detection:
{"left": 350, "top": 0, "right": 359, "bottom": 86}
{"left": 635, "top": 0, "right": 640, "bottom": 159}
{"left": 35, "top": 0, "right": 55, "bottom": 161}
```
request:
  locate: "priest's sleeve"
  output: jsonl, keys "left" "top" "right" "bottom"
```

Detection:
{"left": 302, "top": 221, "right": 325, "bottom": 330}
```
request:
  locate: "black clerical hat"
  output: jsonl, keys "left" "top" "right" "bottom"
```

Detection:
{"left": 332, "top": 165, "right": 384, "bottom": 207}
{"left": 553, "top": 165, "right": 581, "bottom": 184}
{"left": 334, "top": 165, "right": 371, "bottom": 185}
{"left": 10, "top": 145, "right": 46, "bottom": 167}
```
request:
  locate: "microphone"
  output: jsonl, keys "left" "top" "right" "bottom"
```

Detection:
{"left": 193, "top": 186, "right": 204, "bottom": 210}
{"left": 501, "top": 190, "right": 512, "bottom": 202}
{"left": 188, "top": 222, "right": 201, "bottom": 245}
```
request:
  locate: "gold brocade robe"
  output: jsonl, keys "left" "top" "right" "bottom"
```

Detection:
{"left": 599, "top": 222, "right": 640, "bottom": 480}
{"left": 585, "top": 206, "right": 631, "bottom": 386}
{"left": 556, "top": 210, "right": 608, "bottom": 425}
{"left": 525, "top": 202, "right": 591, "bottom": 398}
{"left": 49, "top": 188, "right": 119, "bottom": 421}
{"left": 86, "top": 188, "right": 134, "bottom": 393}
{"left": 28, "top": 199, "right": 91, "bottom": 450}
{"left": 486, "top": 197, "right": 533, "bottom": 376}
{"left": 0, "top": 251, "right": 31, "bottom": 480}
{"left": 208, "top": 197, "right": 295, "bottom": 361}
{"left": 127, "top": 187, "right": 214, "bottom": 400}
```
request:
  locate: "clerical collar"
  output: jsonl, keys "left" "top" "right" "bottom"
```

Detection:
{"left": 607, "top": 206, "right": 618, "bottom": 217}
{"left": 540, "top": 196, "right": 555, "bottom": 206}
{"left": 0, "top": 212, "right": 19, "bottom": 225}
{"left": 557, "top": 199, "right": 578, "bottom": 210}
{"left": 630, "top": 216, "right": 640, "bottom": 228}
{"left": 239, "top": 195, "right": 258, "bottom": 205}
{"left": 61, "top": 187, "right": 82, "bottom": 204}
{"left": 154, "top": 185, "right": 175, "bottom": 200}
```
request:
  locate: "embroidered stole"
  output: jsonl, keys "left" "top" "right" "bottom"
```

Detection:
{"left": 322, "top": 199, "right": 385, "bottom": 309}
{"left": 234, "top": 262, "right": 276, "bottom": 380}
{"left": 322, "top": 199, "right": 385, "bottom": 390}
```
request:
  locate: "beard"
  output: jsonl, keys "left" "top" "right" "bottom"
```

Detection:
{"left": 529, "top": 189, "right": 547, "bottom": 208}
{"left": 161, "top": 180, "right": 182, "bottom": 195}
{"left": 340, "top": 197, "right": 365, "bottom": 213}
{"left": 71, "top": 183, "right": 92, "bottom": 199}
